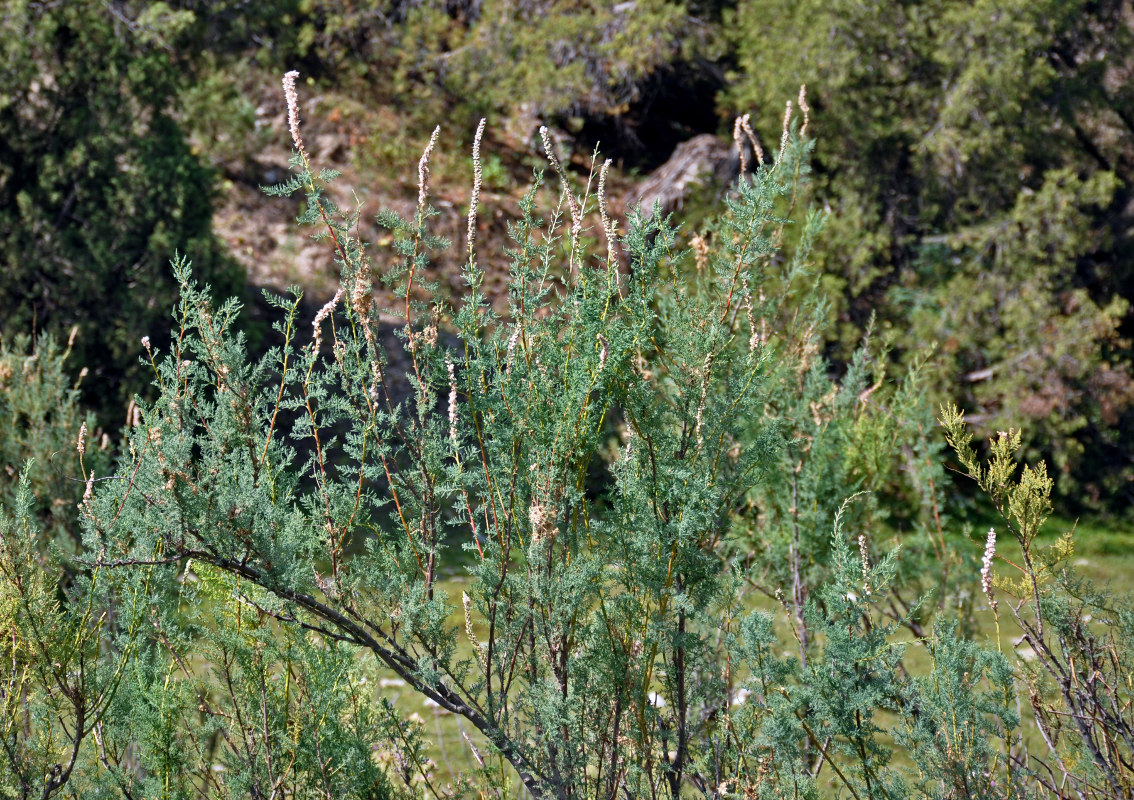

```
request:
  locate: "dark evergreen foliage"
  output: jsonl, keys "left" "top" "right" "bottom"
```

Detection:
{"left": 725, "top": 0, "right": 1134, "bottom": 508}
{"left": 0, "top": 1, "right": 243, "bottom": 422}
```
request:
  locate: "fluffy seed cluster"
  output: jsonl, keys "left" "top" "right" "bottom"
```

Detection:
{"left": 529, "top": 500, "right": 557, "bottom": 543}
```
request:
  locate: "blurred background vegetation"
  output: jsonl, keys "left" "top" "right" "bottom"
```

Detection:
{"left": 1, "top": 0, "right": 1132, "bottom": 516}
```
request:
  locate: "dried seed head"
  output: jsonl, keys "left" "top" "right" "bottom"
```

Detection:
{"left": 282, "top": 70, "right": 303, "bottom": 152}
{"left": 368, "top": 362, "right": 382, "bottom": 401}
{"left": 447, "top": 358, "right": 459, "bottom": 447}
{"left": 350, "top": 263, "right": 373, "bottom": 324}
{"left": 733, "top": 116, "right": 747, "bottom": 176}
{"left": 529, "top": 500, "right": 557, "bottom": 543}
{"left": 691, "top": 234, "right": 709, "bottom": 274}
{"left": 418, "top": 125, "right": 441, "bottom": 210}
{"left": 798, "top": 84, "right": 810, "bottom": 137}
{"left": 778, "top": 100, "right": 793, "bottom": 165}
{"left": 981, "top": 527, "right": 998, "bottom": 610}
{"left": 462, "top": 592, "right": 487, "bottom": 669}
{"left": 311, "top": 289, "right": 342, "bottom": 352}
{"left": 858, "top": 534, "right": 871, "bottom": 595}
{"left": 742, "top": 275, "right": 758, "bottom": 353}
{"left": 734, "top": 114, "right": 763, "bottom": 173}
{"left": 505, "top": 326, "right": 521, "bottom": 373}
{"left": 740, "top": 114, "right": 763, "bottom": 166}
{"left": 76, "top": 422, "right": 87, "bottom": 457}
{"left": 540, "top": 126, "right": 582, "bottom": 234}
{"left": 80, "top": 469, "right": 94, "bottom": 509}
{"left": 467, "top": 118, "right": 486, "bottom": 256}
{"left": 694, "top": 353, "right": 714, "bottom": 450}
{"left": 598, "top": 158, "right": 616, "bottom": 265}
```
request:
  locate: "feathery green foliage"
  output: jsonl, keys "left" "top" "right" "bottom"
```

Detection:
{"left": 0, "top": 335, "right": 110, "bottom": 546}
{"left": 4, "top": 76, "right": 1134, "bottom": 800}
